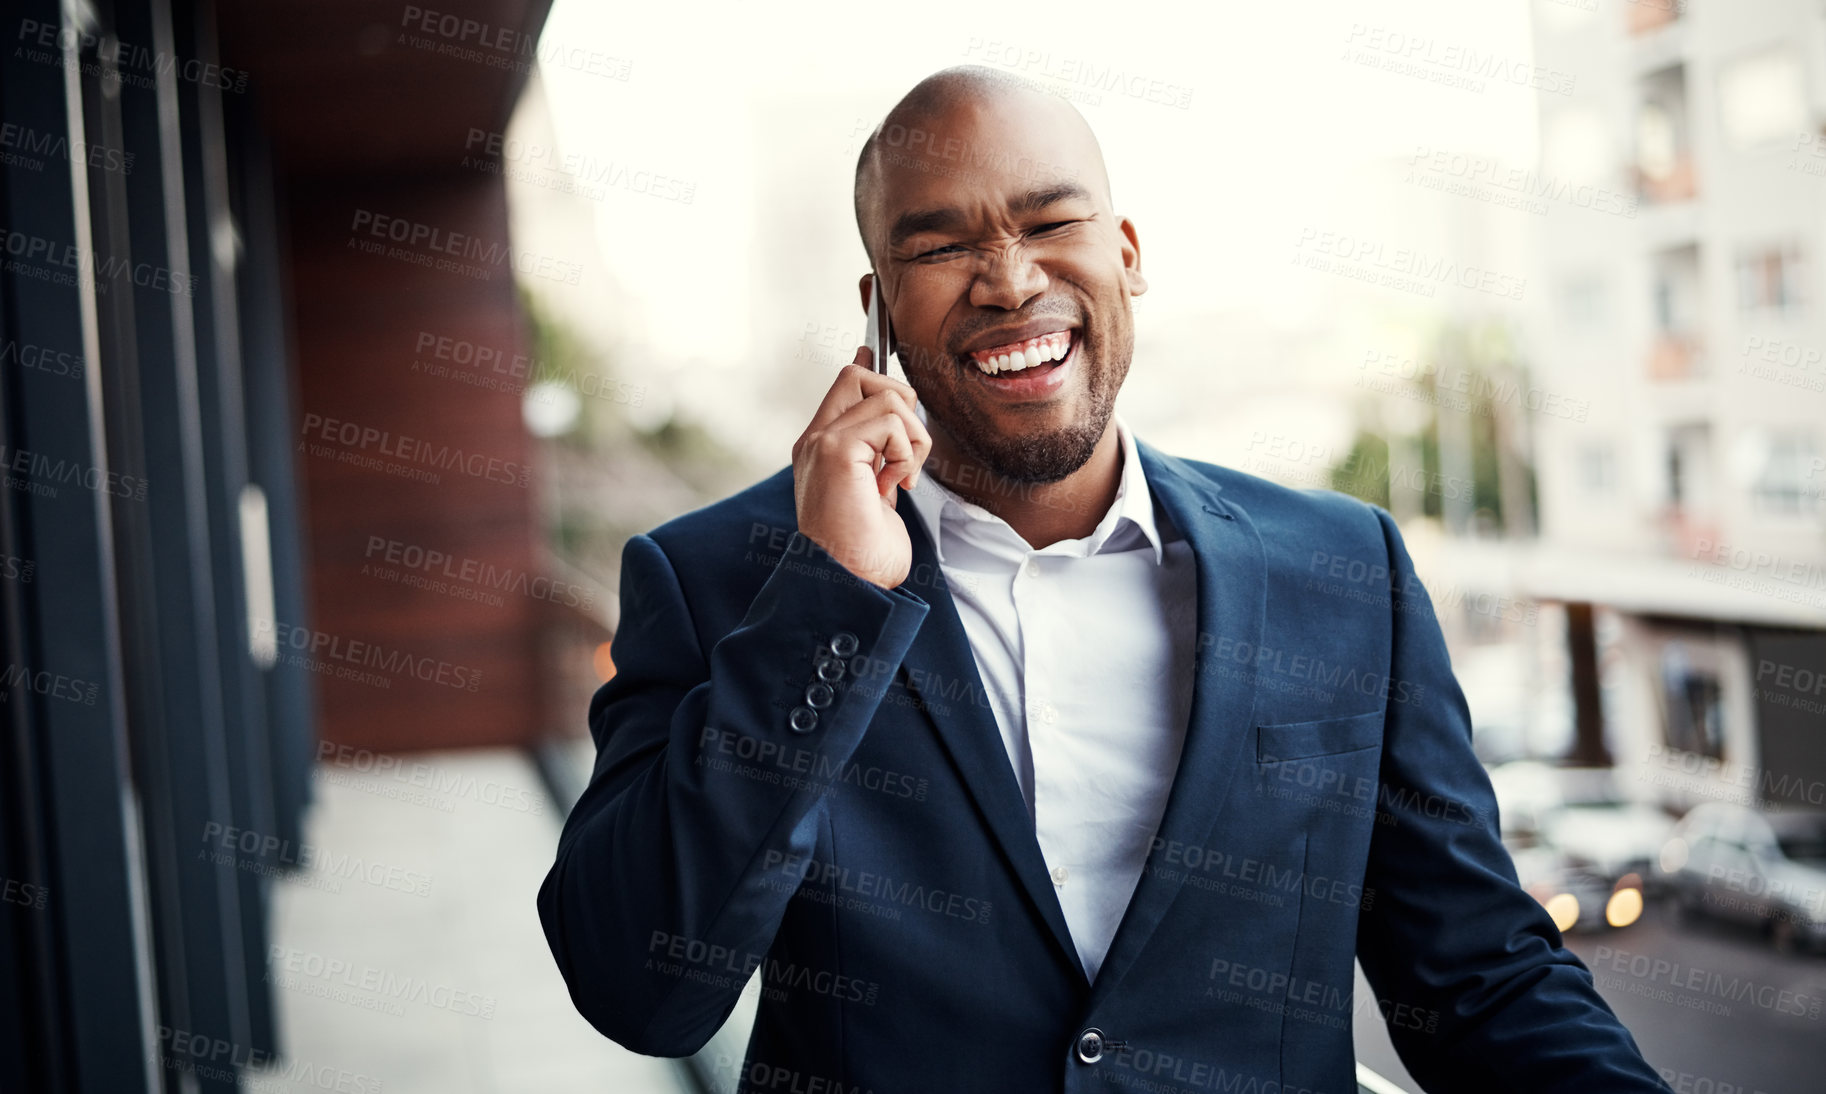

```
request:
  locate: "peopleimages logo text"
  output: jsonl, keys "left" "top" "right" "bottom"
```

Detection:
{"left": 298, "top": 413, "right": 531, "bottom": 488}
{"left": 348, "top": 210, "right": 582, "bottom": 285}
{"left": 253, "top": 620, "right": 482, "bottom": 692}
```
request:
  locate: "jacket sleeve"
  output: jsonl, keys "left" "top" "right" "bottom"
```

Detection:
{"left": 537, "top": 529, "right": 929, "bottom": 1056}
{"left": 1355, "top": 507, "right": 1670, "bottom": 1093}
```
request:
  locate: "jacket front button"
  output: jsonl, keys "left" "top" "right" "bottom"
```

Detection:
{"left": 1076, "top": 1028, "right": 1104, "bottom": 1064}
{"left": 788, "top": 706, "right": 819, "bottom": 734}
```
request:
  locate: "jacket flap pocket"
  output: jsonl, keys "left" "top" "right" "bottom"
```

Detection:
{"left": 1255, "top": 710, "right": 1383, "bottom": 763}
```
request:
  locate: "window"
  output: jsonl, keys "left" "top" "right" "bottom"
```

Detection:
{"left": 1577, "top": 442, "right": 1616, "bottom": 495}
{"left": 1661, "top": 643, "right": 1724, "bottom": 760}
{"left": 1649, "top": 246, "right": 1704, "bottom": 378}
{"left": 1735, "top": 243, "right": 1805, "bottom": 317}
{"left": 1665, "top": 422, "right": 1714, "bottom": 512}
{"left": 1654, "top": 276, "right": 1675, "bottom": 331}
{"left": 1637, "top": 102, "right": 1679, "bottom": 179}
{"left": 1560, "top": 275, "right": 1607, "bottom": 328}
{"left": 1651, "top": 245, "right": 1701, "bottom": 335}
{"left": 1747, "top": 429, "right": 1822, "bottom": 516}
{"left": 1636, "top": 65, "right": 1695, "bottom": 203}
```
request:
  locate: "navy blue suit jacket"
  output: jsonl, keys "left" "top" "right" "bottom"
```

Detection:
{"left": 538, "top": 440, "right": 1669, "bottom": 1093}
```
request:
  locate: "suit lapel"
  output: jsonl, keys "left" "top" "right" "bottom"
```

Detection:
{"left": 892, "top": 490, "right": 1087, "bottom": 984}
{"left": 1087, "top": 442, "right": 1266, "bottom": 1007}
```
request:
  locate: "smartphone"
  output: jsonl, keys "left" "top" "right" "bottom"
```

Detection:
{"left": 865, "top": 274, "right": 891, "bottom": 375}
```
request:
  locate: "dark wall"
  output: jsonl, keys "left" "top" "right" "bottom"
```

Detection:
{"left": 1749, "top": 628, "right": 1826, "bottom": 809}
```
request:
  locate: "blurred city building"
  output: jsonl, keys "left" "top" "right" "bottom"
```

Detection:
{"left": 1524, "top": 0, "right": 1826, "bottom": 805}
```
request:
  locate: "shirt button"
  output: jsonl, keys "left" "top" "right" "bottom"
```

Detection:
{"left": 1076, "top": 1028, "right": 1105, "bottom": 1064}
{"left": 1025, "top": 559, "right": 1041, "bottom": 578}
{"left": 1051, "top": 865, "right": 1069, "bottom": 886}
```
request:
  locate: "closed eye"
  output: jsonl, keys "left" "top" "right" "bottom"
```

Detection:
{"left": 917, "top": 243, "right": 967, "bottom": 260}
{"left": 1030, "top": 220, "right": 1079, "bottom": 236}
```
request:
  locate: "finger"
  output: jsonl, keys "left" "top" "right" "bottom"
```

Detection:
{"left": 805, "top": 397, "right": 915, "bottom": 500}
{"left": 869, "top": 387, "right": 930, "bottom": 488}
{"left": 845, "top": 362, "right": 919, "bottom": 415}
{"left": 820, "top": 390, "right": 929, "bottom": 489}
{"left": 871, "top": 416, "right": 915, "bottom": 499}
{"left": 803, "top": 363, "right": 920, "bottom": 436}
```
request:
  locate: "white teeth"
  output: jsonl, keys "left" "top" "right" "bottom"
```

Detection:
{"left": 972, "top": 332, "right": 1073, "bottom": 375}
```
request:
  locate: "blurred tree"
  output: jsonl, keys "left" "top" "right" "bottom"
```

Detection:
{"left": 1328, "top": 319, "right": 1537, "bottom": 538}
{"left": 1330, "top": 431, "right": 1392, "bottom": 510}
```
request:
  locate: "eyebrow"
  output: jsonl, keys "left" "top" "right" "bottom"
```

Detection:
{"left": 886, "top": 182, "right": 1095, "bottom": 250}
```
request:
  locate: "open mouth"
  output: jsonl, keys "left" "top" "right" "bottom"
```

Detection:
{"left": 961, "top": 329, "right": 1078, "bottom": 385}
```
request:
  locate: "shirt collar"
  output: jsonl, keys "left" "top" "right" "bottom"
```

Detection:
{"left": 906, "top": 410, "right": 1165, "bottom": 567}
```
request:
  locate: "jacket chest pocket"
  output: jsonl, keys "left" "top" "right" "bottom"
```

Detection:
{"left": 1254, "top": 710, "right": 1383, "bottom": 764}
{"left": 1249, "top": 711, "right": 1385, "bottom": 837}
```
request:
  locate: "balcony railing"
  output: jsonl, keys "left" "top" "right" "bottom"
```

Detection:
{"left": 1647, "top": 333, "right": 1703, "bottom": 380}
{"left": 1656, "top": 504, "right": 1719, "bottom": 560}
{"left": 1636, "top": 156, "right": 1697, "bottom": 204}
{"left": 1627, "top": 0, "right": 1683, "bottom": 36}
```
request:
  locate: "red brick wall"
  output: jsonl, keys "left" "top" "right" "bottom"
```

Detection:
{"left": 285, "top": 174, "right": 542, "bottom": 751}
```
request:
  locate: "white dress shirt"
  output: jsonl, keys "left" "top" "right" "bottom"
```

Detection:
{"left": 906, "top": 411, "right": 1199, "bottom": 982}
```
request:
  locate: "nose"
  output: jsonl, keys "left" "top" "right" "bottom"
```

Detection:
{"left": 968, "top": 245, "right": 1047, "bottom": 311}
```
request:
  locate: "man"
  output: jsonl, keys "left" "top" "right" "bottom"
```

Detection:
{"left": 538, "top": 66, "right": 1669, "bottom": 1093}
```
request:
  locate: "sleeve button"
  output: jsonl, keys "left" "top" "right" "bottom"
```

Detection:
{"left": 805, "top": 683, "right": 835, "bottom": 710}
{"left": 815, "top": 656, "right": 846, "bottom": 683}
{"left": 830, "top": 632, "right": 860, "bottom": 657}
{"left": 788, "top": 706, "right": 819, "bottom": 734}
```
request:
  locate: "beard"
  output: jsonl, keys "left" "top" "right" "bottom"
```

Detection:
{"left": 945, "top": 381, "right": 1111, "bottom": 484}
{"left": 912, "top": 304, "right": 1134, "bottom": 486}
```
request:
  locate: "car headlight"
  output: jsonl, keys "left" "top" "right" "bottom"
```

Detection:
{"left": 1545, "top": 892, "right": 1580, "bottom": 931}
{"left": 1606, "top": 888, "right": 1644, "bottom": 928}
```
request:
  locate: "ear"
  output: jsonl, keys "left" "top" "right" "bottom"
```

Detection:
{"left": 1117, "top": 216, "right": 1148, "bottom": 297}
{"left": 857, "top": 271, "right": 875, "bottom": 315}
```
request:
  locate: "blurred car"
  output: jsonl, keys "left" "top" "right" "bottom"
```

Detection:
{"left": 1488, "top": 762, "right": 1675, "bottom": 893}
{"left": 1538, "top": 800, "right": 1675, "bottom": 893}
{"left": 1489, "top": 762, "right": 1621, "bottom": 837}
{"left": 1505, "top": 833, "right": 1646, "bottom": 934}
{"left": 1656, "top": 802, "right": 1826, "bottom": 954}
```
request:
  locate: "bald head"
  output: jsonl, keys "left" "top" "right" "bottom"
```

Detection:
{"left": 852, "top": 66, "right": 1114, "bottom": 266}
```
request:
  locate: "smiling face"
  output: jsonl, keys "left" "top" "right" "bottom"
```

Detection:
{"left": 856, "top": 81, "right": 1147, "bottom": 484}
